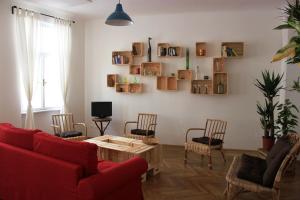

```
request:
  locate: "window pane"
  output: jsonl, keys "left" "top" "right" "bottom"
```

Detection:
{"left": 44, "top": 54, "right": 61, "bottom": 108}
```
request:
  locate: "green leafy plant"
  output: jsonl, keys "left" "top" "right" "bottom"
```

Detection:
{"left": 276, "top": 99, "right": 299, "bottom": 136}
{"left": 255, "top": 70, "right": 284, "bottom": 138}
{"left": 273, "top": 0, "right": 300, "bottom": 93}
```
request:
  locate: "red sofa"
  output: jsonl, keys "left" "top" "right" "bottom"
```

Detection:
{"left": 0, "top": 123, "right": 148, "bottom": 200}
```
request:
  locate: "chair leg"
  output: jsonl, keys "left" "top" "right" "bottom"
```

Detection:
{"left": 208, "top": 152, "right": 212, "bottom": 170}
{"left": 184, "top": 149, "right": 187, "bottom": 165}
{"left": 220, "top": 149, "right": 226, "bottom": 163}
{"left": 272, "top": 190, "right": 280, "bottom": 200}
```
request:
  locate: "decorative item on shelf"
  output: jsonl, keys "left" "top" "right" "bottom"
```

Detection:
{"left": 105, "top": 0, "right": 133, "bottom": 26}
{"left": 186, "top": 48, "right": 189, "bottom": 69}
{"left": 171, "top": 73, "right": 175, "bottom": 77}
{"left": 132, "top": 45, "right": 137, "bottom": 56}
{"left": 159, "top": 47, "right": 167, "bottom": 56}
{"left": 204, "top": 84, "right": 208, "bottom": 94}
{"left": 196, "top": 66, "right": 200, "bottom": 80}
{"left": 198, "top": 48, "right": 206, "bottom": 56}
{"left": 204, "top": 75, "right": 209, "bottom": 80}
{"left": 217, "top": 80, "right": 225, "bottom": 94}
{"left": 148, "top": 37, "right": 152, "bottom": 62}
{"left": 221, "top": 42, "right": 244, "bottom": 57}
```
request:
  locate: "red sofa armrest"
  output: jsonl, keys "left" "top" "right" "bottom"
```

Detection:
{"left": 77, "top": 157, "right": 148, "bottom": 200}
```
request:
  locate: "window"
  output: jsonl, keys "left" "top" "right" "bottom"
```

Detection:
{"left": 21, "top": 20, "right": 62, "bottom": 112}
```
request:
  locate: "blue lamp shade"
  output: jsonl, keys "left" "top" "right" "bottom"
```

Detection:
{"left": 105, "top": 3, "right": 133, "bottom": 26}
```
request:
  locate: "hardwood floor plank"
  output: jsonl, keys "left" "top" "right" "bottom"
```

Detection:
{"left": 142, "top": 145, "right": 300, "bottom": 200}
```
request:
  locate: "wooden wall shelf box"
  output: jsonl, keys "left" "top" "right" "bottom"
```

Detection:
{"left": 212, "top": 57, "right": 228, "bottom": 95}
{"left": 196, "top": 42, "right": 207, "bottom": 57}
{"left": 112, "top": 51, "right": 133, "bottom": 65}
{"left": 177, "top": 70, "right": 193, "bottom": 80}
{"left": 191, "top": 80, "right": 213, "bottom": 95}
{"left": 157, "top": 43, "right": 183, "bottom": 57}
{"left": 141, "top": 62, "right": 162, "bottom": 76}
{"left": 116, "top": 83, "right": 143, "bottom": 93}
{"left": 132, "top": 42, "right": 144, "bottom": 57}
{"left": 157, "top": 76, "right": 178, "bottom": 91}
{"left": 129, "top": 64, "right": 141, "bottom": 75}
{"left": 221, "top": 42, "right": 244, "bottom": 57}
{"left": 107, "top": 74, "right": 118, "bottom": 87}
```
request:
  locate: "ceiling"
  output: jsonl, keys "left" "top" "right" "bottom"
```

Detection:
{"left": 15, "top": 0, "right": 285, "bottom": 20}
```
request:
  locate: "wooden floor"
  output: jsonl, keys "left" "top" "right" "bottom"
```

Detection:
{"left": 142, "top": 145, "right": 300, "bottom": 200}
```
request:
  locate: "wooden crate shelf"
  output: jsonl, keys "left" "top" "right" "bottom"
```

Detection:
{"left": 213, "top": 58, "right": 226, "bottom": 73}
{"left": 191, "top": 80, "right": 213, "bottom": 95}
{"left": 129, "top": 64, "right": 141, "bottom": 75}
{"left": 221, "top": 42, "right": 244, "bottom": 57}
{"left": 116, "top": 83, "right": 143, "bottom": 93}
{"left": 157, "top": 76, "right": 177, "bottom": 91}
{"left": 107, "top": 74, "right": 118, "bottom": 87}
{"left": 129, "top": 83, "right": 143, "bottom": 93}
{"left": 116, "top": 83, "right": 129, "bottom": 93}
{"left": 141, "top": 62, "right": 162, "bottom": 76}
{"left": 157, "top": 43, "right": 183, "bottom": 57}
{"left": 196, "top": 42, "right": 207, "bottom": 57}
{"left": 132, "top": 42, "right": 144, "bottom": 57}
{"left": 177, "top": 70, "right": 193, "bottom": 80}
{"left": 213, "top": 73, "right": 228, "bottom": 95}
{"left": 112, "top": 51, "right": 133, "bottom": 65}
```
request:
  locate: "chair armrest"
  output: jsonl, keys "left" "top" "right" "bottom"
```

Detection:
{"left": 185, "top": 128, "right": 205, "bottom": 142}
{"left": 124, "top": 121, "right": 138, "bottom": 135}
{"left": 77, "top": 157, "right": 147, "bottom": 200}
{"left": 74, "top": 123, "right": 87, "bottom": 136}
{"left": 225, "top": 155, "right": 241, "bottom": 182}
{"left": 146, "top": 123, "right": 157, "bottom": 136}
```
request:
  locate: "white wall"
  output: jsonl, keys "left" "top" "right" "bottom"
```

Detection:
{"left": 84, "top": 10, "right": 282, "bottom": 150}
{"left": 0, "top": 0, "right": 85, "bottom": 133}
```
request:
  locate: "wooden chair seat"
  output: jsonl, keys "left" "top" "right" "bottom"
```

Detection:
{"left": 184, "top": 119, "right": 227, "bottom": 169}
{"left": 225, "top": 133, "right": 300, "bottom": 200}
{"left": 124, "top": 113, "right": 158, "bottom": 140}
{"left": 192, "top": 136, "right": 223, "bottom": 145}
{"left": 59, "top": 131, "right": 82, "bottom": 138}
{"left": 51, "top": 114, "right": 87, "bottom": 138}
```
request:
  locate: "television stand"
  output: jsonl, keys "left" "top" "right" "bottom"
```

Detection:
{"left": 92, "top": 117, "right": 112, "bottom": 136}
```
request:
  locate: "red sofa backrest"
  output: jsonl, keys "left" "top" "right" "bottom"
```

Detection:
{"left": 0, "top": 123, "right": 41, "bottom": 150}
{"left": 33, "top": 132, "right": 98, "bottom": 176}
{"left": 0, "top": 142, "right": 83, "bottom": 200}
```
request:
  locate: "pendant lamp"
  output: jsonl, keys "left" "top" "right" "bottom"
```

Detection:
{"left": 105, "top": 0, "right": 133, "bottom": 26}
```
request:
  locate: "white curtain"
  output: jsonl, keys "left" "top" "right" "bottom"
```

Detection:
{"left": 15, "top": 9, "right": 39, "bottom": 129}
{"left": 55, "top": 19, "right": 72, "bottom": 114}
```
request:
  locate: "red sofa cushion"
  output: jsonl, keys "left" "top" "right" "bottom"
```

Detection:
{"left": 33, "top": 132, "right": 98, "bottom": 176}
{"left": 0, "top": 124, "right": 41, "bottom": 150}
{"left": 98, "top": 160, "right": 118, "bottom": 172}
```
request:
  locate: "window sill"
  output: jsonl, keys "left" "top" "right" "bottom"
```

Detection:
{"left": 21, "top": 108, "right": 61, "bottom": 115}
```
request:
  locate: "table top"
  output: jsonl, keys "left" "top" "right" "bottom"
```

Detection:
{"left": 92, "top": 117, "right": 112, "bottom": 122}
{"left": 85, "top": 135, "right": 156, "bottom": 154}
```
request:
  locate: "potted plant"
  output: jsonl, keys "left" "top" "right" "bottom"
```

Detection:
{"left": 276, "top": 99, "right": 299, "bottom": 137}
{"left": 255, "top": 70, "right": 283, "bottom": 150}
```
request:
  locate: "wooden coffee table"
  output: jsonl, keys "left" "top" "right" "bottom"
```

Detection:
{"left": 85, "top": 135, "right": 161, "bottom": 181}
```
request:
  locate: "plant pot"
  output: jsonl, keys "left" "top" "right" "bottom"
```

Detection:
{"left": 262, "top": 136, "right": 275, "bottom": 151}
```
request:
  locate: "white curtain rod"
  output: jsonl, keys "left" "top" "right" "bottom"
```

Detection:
{"left": 11, "top": 5, "right": 75, "bottom": 24}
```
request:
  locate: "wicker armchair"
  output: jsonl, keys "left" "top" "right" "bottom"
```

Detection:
{"left": 51, "top": 114, "right": 87, "bottom": 140}
{"left": 225, "top": 133, "right": 300, "bottom": 200}
{"left": 124, "top": 113, "right": 157, "bottom": 140}
{"left": 184, "top": 119, "right": 227, "bottom": 169}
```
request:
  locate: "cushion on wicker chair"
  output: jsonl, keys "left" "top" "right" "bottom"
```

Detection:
{"left": 237, "top": 154, "right": 267, "bottom": 184}
{"left": 60, "top": 131, "right": 82, "bottom": 138}
{"left": 131, "top": 129, "right": 155, "bottom": 136}
{"left": 192, "top": 136, "right": 223, "bottom": 145}
{"left": 263, "top": 136, "right": 292, "bottom": 187}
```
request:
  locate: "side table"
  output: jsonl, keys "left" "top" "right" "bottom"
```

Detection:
{"left": 92, "top": 117, "right": 112, "bottom": 136}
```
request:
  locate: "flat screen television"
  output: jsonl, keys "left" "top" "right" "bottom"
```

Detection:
{"left": 91, "top": 102, "right": 112, "bottom": 118}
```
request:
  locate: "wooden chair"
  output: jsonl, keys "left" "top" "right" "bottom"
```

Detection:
{"left": 184, "top": 119, "right": 227, "bottom": 169}
{"left": 124, "top": 113, "right": 157, "bottom": 140}
{"left": 225, "top": 133, "right": 300, "bottom": 200}
{"left": 51, "top": 114, "right": 87, "bottom": 139}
